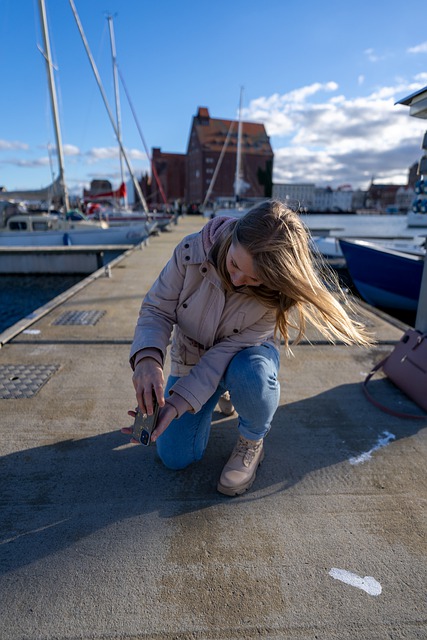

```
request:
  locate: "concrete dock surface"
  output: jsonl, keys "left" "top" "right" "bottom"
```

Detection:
{"left": 0, "top": 215, "right": 426, "bottom": 640}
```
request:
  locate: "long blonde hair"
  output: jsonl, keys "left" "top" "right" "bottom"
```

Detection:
{"left": 215, "top": 200, "right": 372, "bottom": 347}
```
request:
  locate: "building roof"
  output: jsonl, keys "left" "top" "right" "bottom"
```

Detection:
{"left": 191, "top": 107, "right": 273, "bottom": 156}
{"left": 396, "top": 86, "right": 427, "bottom": 118}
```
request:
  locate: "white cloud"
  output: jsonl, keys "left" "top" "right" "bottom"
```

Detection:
{"left": 85, "top": 146, "right": 146, "bottom": 164}
{"left": 243, "top": 78, "right": 427, "bottom": 189}
{"left": 63, "top": 144, "right": 80, "bottom": 156}
{"left": 8, "top": 157, "right": 51, "bottom": 168}
{"left": 127, "top": 148, "right": 147, "bottom": 161}
{"left": 0, "top": 140, "right": 28, "bottom": 151}
{"left": 85, "top": 146, "right": 119, "bottom": 162}
{"left": 364, "top": 48, "right": 386, "bottom": 63}
{"left": 242, "top": 82, "right": 339, "bottom": 137}
{"left": 407, "top": 41, "right": 427, "bottom": 54}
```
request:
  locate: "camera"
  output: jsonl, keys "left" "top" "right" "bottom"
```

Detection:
{"left": 131, "top": 396, "right": 159, "bottom": 446}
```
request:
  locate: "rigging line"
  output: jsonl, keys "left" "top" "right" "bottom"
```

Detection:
{"left": 80, "top": 20, "right": 109, "bottom": 151}
{"left": 117, "top": 67, "right": 168, "bottom": 206}
{"left": 234, "top": 86, "right": 244, "bottom": 201}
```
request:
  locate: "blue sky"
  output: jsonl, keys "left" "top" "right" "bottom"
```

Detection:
{"left": 1, "top": 0, "right": 427, "bottom": 196}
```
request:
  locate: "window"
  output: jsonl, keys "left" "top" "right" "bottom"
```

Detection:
{"left": 9, "top": 221, "right": 27, "bottom": 230}
{"left": 33, "top": 221, "right": 50, "bottom": 231}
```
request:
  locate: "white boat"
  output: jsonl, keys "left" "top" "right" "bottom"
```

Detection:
{"left": 104, "top": 210, "right": 170, "bottom": 231}
{"left": 86, "top": 201, "right": 172, "bottom": 232}
{"left": 0, "top": 211, "right": 154, "bottom": 246}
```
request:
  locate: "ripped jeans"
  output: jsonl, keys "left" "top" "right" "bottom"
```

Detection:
{"left": 156, "top": 343, "right": 280, "bottom": 470}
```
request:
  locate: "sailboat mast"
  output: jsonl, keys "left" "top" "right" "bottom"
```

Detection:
{"left": 69, "top": 0, "right": 149, "bottom": 213}
{"left": 234, "top": 86, "right": 244, "bottom": 203}
{"left": 38, "top": 0, "right": 70, "bottom": 211}
{"left": 107, "top": 14, "right": 127, "bottom": 208}
{"left": 202, "top": 121, "right": 235, "bottom": 211}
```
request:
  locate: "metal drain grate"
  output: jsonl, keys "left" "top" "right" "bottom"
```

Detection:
{"left": 0, "top": 364, "right": 60, "bottom": 399}
{"left": 53, "top": 310, "right": 106, "bottom": 326}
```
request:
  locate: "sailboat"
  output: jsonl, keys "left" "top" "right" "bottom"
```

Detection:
{"left": 0, "top": 0, "right": 154, "bottom": 248}
{"left": 0, "top": 176, "right": 63, "bottom": 205}
{"left": 69, "top": 6, "right": 173, "bottom": 234}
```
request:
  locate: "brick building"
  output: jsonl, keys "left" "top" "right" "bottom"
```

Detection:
{"left": 186, "top": 107, "right": 273, "bottom": 206}
{"left": 365, "top": 183, "right": 402, "bottom": 212}
{"left": 150, "top": 148, "right": 186, "bottom": 206}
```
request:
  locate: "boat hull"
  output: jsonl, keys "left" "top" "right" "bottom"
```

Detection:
{"left": 0, "top": 223, "right": 153, "bottom": 247}
{"left": 339, "top": 239, "right": 424, "bottom": 311}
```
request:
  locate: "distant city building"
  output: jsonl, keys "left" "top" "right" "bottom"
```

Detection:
{"left": 351, "top": 189, "right": 367, "bottom": 211}
{"left": 150, "top": 148, "right": 186, "bottom": 206}
{"left": 272, "top": 183, "right": 315, "bottom": 210}
{"left": 273, "top": 183, "right": 354, "bottom": 212}
{"left": 395, "top": 186, "right": 414, "bottom": 212}
{"left": 313, "top": 186, "right": 353, "bottom": 212}
{"left": 186, "top": 107, "right": 273, "bottom": 205}
{"left": 83, "top": 179, "right": 113, "bottom": 201}
{"left": 365, "top": 183, "right": 402, "bottom": 212}
{"left": 408, "top": 162, "right": 419, "bottom": 189}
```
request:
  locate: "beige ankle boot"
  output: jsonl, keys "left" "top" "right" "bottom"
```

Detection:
{"left": 217, "top": 435, "right": 264, "bottom": 496}
{"left": 217, "top": 391, "right": 235, "bottom": 416}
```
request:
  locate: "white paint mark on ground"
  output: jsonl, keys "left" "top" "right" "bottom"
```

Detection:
{"left": 329, "top": 568, "right": 382, "bottom": 596}
{"left": 349, "top": 430, "right": 396, "bottom": 465}
{"left": 23, "top": 329, "right": 41, "bottom": 334}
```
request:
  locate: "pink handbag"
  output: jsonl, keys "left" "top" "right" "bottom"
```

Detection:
{"left": 363, "top": 329, "right": 427, "bottom": 419}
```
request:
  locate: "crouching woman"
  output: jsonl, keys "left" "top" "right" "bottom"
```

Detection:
{"left": 122, "top": 200, "right": 371, "bottom": 495}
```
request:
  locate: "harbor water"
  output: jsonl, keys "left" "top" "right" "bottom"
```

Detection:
{"left": 0, "top": 274, "right": 85, "bottom": 334}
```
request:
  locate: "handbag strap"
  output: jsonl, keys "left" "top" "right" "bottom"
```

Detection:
{"left": 363, "top": 356, "right": 427, "bottom": 420}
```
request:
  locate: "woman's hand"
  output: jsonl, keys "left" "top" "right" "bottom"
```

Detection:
{"left": 150, "top": 403, "right": 178, "bottom": 442}
{"left": 132, "top": 357, "right": 165, "bottom": 414}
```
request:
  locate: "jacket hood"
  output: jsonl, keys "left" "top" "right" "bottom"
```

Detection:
{"left": 201, "top": 216, "right": 236, "bottom": 254}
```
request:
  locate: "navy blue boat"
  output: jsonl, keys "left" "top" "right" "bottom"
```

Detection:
{"left": 338, "top": 238, "right": 425, "bottom": 311}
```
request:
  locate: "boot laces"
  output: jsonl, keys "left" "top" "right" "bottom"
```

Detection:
{"left": 233, "top": 437, "right": 262, "bottom": 467}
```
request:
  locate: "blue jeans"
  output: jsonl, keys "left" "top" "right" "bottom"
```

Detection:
{"left": 156, "top": 343, "right": 280, "bottom": 470}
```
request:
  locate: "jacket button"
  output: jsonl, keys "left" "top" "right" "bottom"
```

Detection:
{"left": 183, "top": 303, "right": 188, "bottom": 308}
{"left": 233, "top": 329, "right": 239, "bottom": 333}
{"left": 201, "top": 267, "right": 207, "bottom": 273}
{"left": 185, "top": 255, "right": 190, "bottom": 261}
{"left": 184, "top": 243, "right": 189, "bottom": 248}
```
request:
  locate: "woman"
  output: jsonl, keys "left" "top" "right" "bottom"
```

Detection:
{"left": 122, "top": 200, "right": 371, "bottom": 496}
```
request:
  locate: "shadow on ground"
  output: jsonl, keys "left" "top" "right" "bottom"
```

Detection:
{"left": 0, "top": 380, "right": 425, "bottom": 575}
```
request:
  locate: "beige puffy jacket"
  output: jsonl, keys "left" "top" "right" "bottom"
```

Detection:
{"left": 130, "top": 217, "right": 278, "bottom": 413}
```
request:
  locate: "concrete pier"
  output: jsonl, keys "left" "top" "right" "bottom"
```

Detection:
{"left": 0, "top": 244, "right": 134, "bottom": 274}
{"left": 0, "top": 215, "right": 425, "bottom": 639}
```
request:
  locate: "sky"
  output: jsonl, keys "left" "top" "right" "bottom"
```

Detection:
{"left": 1, "top": 0, "right": 427, "bottom": 197}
